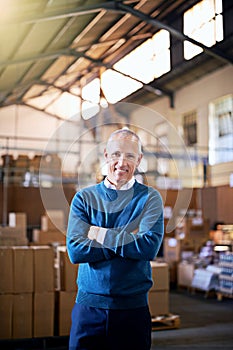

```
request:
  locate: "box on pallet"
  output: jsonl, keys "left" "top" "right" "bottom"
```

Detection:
{"left": 150, "top": 262, "right": 169, "bottom": 291}
{"left": 55, "top": 291, "right": 76, "bottom": 336}
{"left": 12, "top": 247, "right": 33, "bottom": 293}
{"left": 0, "top": 294, "right": 12, "bottom": 339}
{"left": 149, "top": 262, "right": 170, "bottom": 317}
{"left": 12, "top": 293, "right": 33, "bottom": 339}
{"left": 31, "top": 246, "right": 55, "bottom": 292}
{"left": 148, "top": 291, "right": 169, "bottom": 317}
{"left": 57, "top": 246, "right": 78, "bottom": 291}
{"left": 0, "top": 247, "right": 13, "bottom": 293}
{"left": 33, "top": 292, "right": 55, "bottom": 337}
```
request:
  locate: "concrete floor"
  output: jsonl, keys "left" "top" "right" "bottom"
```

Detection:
{"left": 151, "top": 288, "right": 233, "bottom": 349}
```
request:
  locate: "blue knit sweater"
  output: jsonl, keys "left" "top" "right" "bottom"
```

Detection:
{"left": 67, "top": 180, "right": 164, "bottom": 309}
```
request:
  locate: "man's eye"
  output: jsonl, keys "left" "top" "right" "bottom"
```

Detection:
{"left": 127, "top": 154, "right": 135, "bottom": 160}
{"left": 112, "top": 152, "right": 121, "bottom": 158}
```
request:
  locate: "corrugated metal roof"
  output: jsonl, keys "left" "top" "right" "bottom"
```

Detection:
{"left": 0, "top": 0, "right": 232, "bottom": 117}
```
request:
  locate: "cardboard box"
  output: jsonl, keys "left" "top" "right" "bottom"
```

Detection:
{"left": 0, "top": 294, "right": 13, "bottom": 339}
{"left": 41, "top": 210, "right": 64, "bottom": 232}
{"left": 0, "top": 226, "right": 28, "bottom": 246}
{"left": 33, "top": 292, "right": 55, "bottom": 337}
{"left": 56, "top": 291, "right": 76, "bottom": 336}
{"left": 163, "top": 238, "right": 181, "bottom": 263}
{"left": 0, "top": 248, "right": 13, "bottom": 293}
{"left": 32, "top": 246, "right": 55, "bottom": 292}
{"left": 9, "top": 212, "right": 27, "bottom": 236}
{"left": 177, "top": 262, "right": 195, "bottom": 287}
{"left": 57, "top": 246, "right": 78, "bottom": 291}
{"left": 13, "top": 247, "right": 33, "bottom": 293}
{"left": 33, "top": 230, "right": 66, "bottom": 245}
{"left": 12, "top": 293, "right": 32, "bottom": 339}
{"left": 148, "top": 290, "right": 169, "bottom": 317}
{"left": 150, "top": 262, "right": 169, "bottom": 291}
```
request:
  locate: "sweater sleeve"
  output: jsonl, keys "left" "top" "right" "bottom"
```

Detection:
{"left": 66, "top": 192, "right": 115, "bottom": 264}
{"left": 101, "top": 189, "right": 164, "bottom": 261}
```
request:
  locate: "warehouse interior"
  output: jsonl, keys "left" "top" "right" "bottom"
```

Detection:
{"left": 0, "top": 0, "right": 233, "bottom": 349}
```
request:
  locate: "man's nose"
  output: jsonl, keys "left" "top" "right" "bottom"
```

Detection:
{"left": 117, "top": 154, "right": 127, "bottom": 163}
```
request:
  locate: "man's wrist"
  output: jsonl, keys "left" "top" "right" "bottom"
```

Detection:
{"left": 97, "top": 227, "right": 107, "bottom": 244}
{"left": 88, "top": 226, "right": 107, "bottom": 244}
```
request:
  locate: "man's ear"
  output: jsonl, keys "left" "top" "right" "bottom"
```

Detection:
{"left": 136, "top": 153, "right": 143, "bottom": 167}
{"left": 104, "top": 148, "right": 108, "bottom": 160}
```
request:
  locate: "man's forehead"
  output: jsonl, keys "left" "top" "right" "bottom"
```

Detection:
{"left": 108, "top": 134, "right": 139, "bottom": 144}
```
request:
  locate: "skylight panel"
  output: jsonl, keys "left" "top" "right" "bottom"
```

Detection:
{"left": 81, "top": 78, "right": 100, "bottom": 104}
{"left": 184, "top": 0, "right": 224, "bottom": 60}
{"left": 101, "top": 70, "right": 143, "bottom": 104}
{"left": 114, "top": 39, "right": 155, "bottom": 84}
{"left": 114, "top": 29, "right": 171, "bottom": 84}
{"left": 45, "top": 92, "right": 81, "bottom": 120}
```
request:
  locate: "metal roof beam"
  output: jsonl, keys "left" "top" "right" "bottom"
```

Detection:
{"left": 69, "top": 49, "right": 174, "bottom": 107}
{"left": 0, "top": 47, "right": 174, "bottom": 106}
{"left": 115, "top": 2, "right": 233, "bottom": 65}
{"left": 1, "top": 1, "right": 124, "bottom": 25}
{"left": 69, "top": 49, "right": 174, "bottom": 103}
{"left": 2, "top": 0, "right": 232, "bottom": 65}
{"left": 0, "top": 50, "right": 68, "bottom": 68}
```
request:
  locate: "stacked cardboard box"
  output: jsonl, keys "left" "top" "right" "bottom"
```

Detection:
{"left": 0, "top": 213, "right": 28, "bottom": 246}
{"left": 149, "top": 262, "right": 169, "bottom": 317}
{"left": 31, "top": 246, "right": 55, "bottom": 338}
{"left": 175, "top": 217, "right": 210, "bottom": 253}
{"left": 55, "top": 246, "right": 78, "bottom": 336}
{"left": 0, "top": 227, "right": 28, "bottom": 246}
{"left": 163, "top": 237, "right": 181, "bottom": 284}
{"left": 32, "top": 211, "right": 66, "bottom": 245}
{"left": 177, "top": 262, "right": 195, "bottom": 288}
{"left": 0, "top": 246, "right": 55, "bottom": 339}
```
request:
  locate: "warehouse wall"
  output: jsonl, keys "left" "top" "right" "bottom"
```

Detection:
{"left": 131, "top": 65, "right": 233, "bottom": 187}
{"left": 0, "top": 105, "right": 58, "bottom": 149}
{"left": 0, "top": 105, "right": 97, "bottom": 175}
{"left": 0, "top": 65, "right": 232, "bottom": 185}
{"left": 142, "top": 65, "right": 233, "bottom": 139}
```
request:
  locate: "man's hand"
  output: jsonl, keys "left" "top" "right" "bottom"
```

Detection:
{"left": 88, "top": 226, "right": 107, "bottom": 244}
{"left": 132, "top": 228, "right": 139, "bottom": 234}
{"left": 88, "top": 226, "right": 99, "bottom": 240}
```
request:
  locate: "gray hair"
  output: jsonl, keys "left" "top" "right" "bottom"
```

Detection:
{"left": 107, "top": 128, "right": 143, "bottom": 154}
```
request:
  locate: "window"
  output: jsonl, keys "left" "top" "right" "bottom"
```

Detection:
{"left": 183, "top": 111, "right": 197, "bottom": 146}
{"left": 154, "top": 123, "right": 169, "bottom": 175}
{"left": 218, "top": 111, "right": 233, "bottom": 137}
{"left": 114, "top": 29, "right": 171, "bottom": 83}
{"left": 209, "top": 95, "right": 233, "bottom": 164}
{"left": 81, "top": 30, "right": 171, "bottom": 106}
{"left": 184, "top": 0, "right": 223, "bottom": 60}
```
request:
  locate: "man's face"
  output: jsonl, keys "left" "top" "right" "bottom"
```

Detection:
{"left": 104, "top": 135, "right": 142, "bottom": 188}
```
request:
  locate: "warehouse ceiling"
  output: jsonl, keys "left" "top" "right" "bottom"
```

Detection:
{"left": 0, "top": 0, "right": 233, "bottom": 119}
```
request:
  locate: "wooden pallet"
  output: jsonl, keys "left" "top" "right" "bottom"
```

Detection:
{"left": 217, "top": 292, "right": 233, "bottom": 301}
{"left": 151, "top": 313, "right": 180, "bottom": 331}
{"left": 189, "top": 286, "right": 217, "bottom": 299}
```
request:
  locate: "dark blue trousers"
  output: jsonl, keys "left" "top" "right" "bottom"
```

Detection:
{"left": 69, "top": 303, "right": 152, "bottom": 350}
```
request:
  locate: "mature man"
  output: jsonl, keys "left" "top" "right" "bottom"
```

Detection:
{"left": 67, "top": 128, "right": 164, "bottom": 350}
